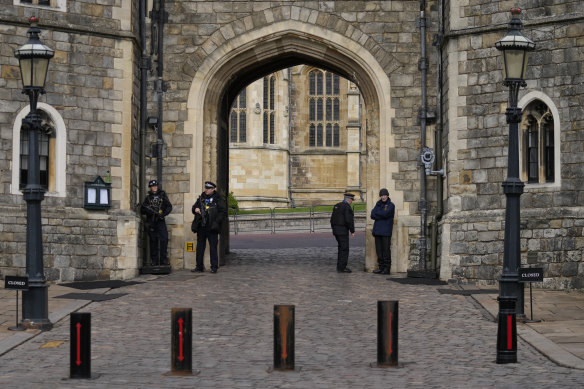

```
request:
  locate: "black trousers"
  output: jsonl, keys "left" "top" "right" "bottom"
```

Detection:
{"left": 334, "top": 233, "right": 350, "bottom": 271}
{"left": 148, "top": 222, "right": 168, "bottom": 265}
{"left": 374, "top": 235, "right": 391, "bottom": 270}
{"left": 196, "top": 229, "right": 219, "bottom": 270}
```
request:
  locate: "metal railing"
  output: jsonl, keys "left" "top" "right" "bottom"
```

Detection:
{"left": 228, "top": 204, "right": 366, "bottom": 235}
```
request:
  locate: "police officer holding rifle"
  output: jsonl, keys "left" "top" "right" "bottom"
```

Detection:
{"left": 191, "top": 181, "right": 226, "bottom": 274}
{"left": 141, "top": 180, "right": 172, "bottom": 266}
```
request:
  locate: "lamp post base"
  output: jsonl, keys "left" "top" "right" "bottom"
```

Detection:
{"left": 21, "top": 283, "right": 52, "bottom": 331}
{"left": 499, "top": 277, "right": 525, "bottom": 316}
{"left": 21, "top": 319, "right": 53, "bottom": 331}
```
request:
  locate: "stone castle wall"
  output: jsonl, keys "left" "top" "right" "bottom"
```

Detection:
{"left": 441, "top": 0, "right": 584, "bottom": 288}
{"left": 0, "top": 1, "right": 581, "bottom": 288}
{"left": 0, "top": 1, "right": 141, "bottom": 281}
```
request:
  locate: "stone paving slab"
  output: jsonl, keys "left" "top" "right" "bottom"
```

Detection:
{"left": 471, "top": 289, "right": 584, "bottom": 370}
{"left": 1, "top": 247, "right": 583, "bottom": 388}
{"left": 0, "top": 284, "right": 101, "bottom": 354}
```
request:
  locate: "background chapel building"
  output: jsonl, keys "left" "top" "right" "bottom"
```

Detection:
{"left": 0, "top": 1, "right": 582, "bottom": 290}
{"left": 228, "top": 67, "right": 366, "bottom": 208}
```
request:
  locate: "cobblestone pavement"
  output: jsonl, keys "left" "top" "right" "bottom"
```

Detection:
{"left": 1, "top": 247, "right": 584, "bottom": 388}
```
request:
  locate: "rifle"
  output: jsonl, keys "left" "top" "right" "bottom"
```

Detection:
{"left": 199, "top": 198, "right": 208, "bottom": 228}
{"left": 143, "top": 203, "right": 161, "bottom": 216}
{"left": 143, "top": 203, "right": 162, "bottom": 230}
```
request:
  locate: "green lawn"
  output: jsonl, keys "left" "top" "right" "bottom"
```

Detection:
{"left": 229, "top": 202, "right": 366, "bottom": 215}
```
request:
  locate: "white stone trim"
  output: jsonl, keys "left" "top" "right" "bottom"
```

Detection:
{"left": 440, "top": 38, "right": 469, "bottom": 280}
{"left": 449, "top": 0, "right": 470, "bottom": 30}
{"left": 11, "top": 102, "right": 67, "bottom": 197}
{"left": 446, "top": 39, "right": 469, "bottom": 212}
{"left": 110, "top": 39, "right": 134, "bottom": 211}
{"left": 187, "top": 20, "right": 396, "bottom": 195}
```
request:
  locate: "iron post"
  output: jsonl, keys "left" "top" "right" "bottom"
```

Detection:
{"left": 14, "top": 17, "right": 54, "bottom": 331}
{"left": 495, "top": 8, "right": 535, "bottom": 316}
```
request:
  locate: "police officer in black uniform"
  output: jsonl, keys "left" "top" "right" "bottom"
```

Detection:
{"left": 371, "top": 188, "right": 395, "bottom": 275}
{"left": 141, "top": 180, "right": 172, "bottom": 266}
{"left": 191, "top": 181, "right": 226, "bottom": 274}
{"left": 330, "top": 193, "right": 355, "bottom": 273}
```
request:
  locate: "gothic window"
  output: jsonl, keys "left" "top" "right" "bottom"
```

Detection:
{"left": 543, "top": 117, "right": 554, "bottom": 182}
{"left": 230, "top": 90, "right": 246, "bottom": 143}
{"left": 13, "top": 104, "right": 66, "bottom": 197}
{"left": 333, "top": 124, "right": 340, "bottom": 147}
{"left": 263, "top": 75, "right": 276, "bottom": 144}
{"left": 315, "top": 124, "right": 322, "bottom": 146}
{"left": 19, "top": 111, "right": 54, "bottom": 190}
{"left": 520, "top": 100, "right": 556, "bottom": 184}
{"left": 526, "top": 117, "right": 538, "bottom": 183}
{"left": 18, "top": 0, "right": 51, "bottom": 5}
{"left": 308, "top": 69, "right": 340, "bottom": 147}
{"left": 16, "top": 0, "right": 65, "bottom": 11}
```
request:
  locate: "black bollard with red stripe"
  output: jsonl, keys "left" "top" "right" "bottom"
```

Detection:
{"left": 496, "top": 296, "right": 517, "bottom": 364}
{"left": 171, "top": 308, "right": 192, "bottom": 375}
{"left": 273, "top": 305, "right": 295, "bottom": 371}
{"left": 377, "top": 300, "right": 399, "bottom": 366}
{"left": 70, "top": 312, "right": 91, "bottom": 379}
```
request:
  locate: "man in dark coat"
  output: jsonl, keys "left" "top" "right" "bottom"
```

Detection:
{"left": 141, "top": 180, "right": 172, "bottom": 266}
{"left": 370, "top": 188, "right": 395, "bottom": 274}
{"left": 330, "top": 193, "right": 355, "bottom": 273}
{"left": 191, "top": 181, "right": 227, "bottom": 273}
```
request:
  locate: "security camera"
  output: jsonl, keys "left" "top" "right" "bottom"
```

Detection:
{"left": 420, "top": 147, "right": 444, "bottom": 176}
{"left": 421, "top": 149, "right": 435, "bottom": 165}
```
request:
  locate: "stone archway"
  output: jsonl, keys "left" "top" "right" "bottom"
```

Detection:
{"left": 184, "top": 20, "right": 407, "bottom": 272}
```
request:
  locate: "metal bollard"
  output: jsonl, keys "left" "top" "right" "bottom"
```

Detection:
{"left": 377, "top": 301, "right": 399, "bottom": 366}
{"left": 273, "top": 305, "right": 295, "bottom": 370}
{"left": 70, "top": 312, "right": 91, "bottom": 379}
{"left": 496, "top": 296, "right": 517, "bottom": 364}
{"left": 171, "top": 308, "right": 192, "bottom": 375}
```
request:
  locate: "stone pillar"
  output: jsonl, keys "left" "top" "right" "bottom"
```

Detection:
{"left": 346, "top": 84, "right": 361, "bottom": 191}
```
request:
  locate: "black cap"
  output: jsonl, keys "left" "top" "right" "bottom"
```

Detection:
{"left": 343, "top": 193, "right": 355, "bottom": 200}
{"left": 205, "top": 181, "right": 216, "bottom": 189}
{"left": 379, "top": 188, "right": 389, "bottom": 197}
{"left": 148, "top": 180, "right": 158, "bottom": 187}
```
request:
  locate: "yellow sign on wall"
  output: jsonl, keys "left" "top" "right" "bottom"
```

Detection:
{"left": 186, "top": 242, "right": 195, "bottom": 252}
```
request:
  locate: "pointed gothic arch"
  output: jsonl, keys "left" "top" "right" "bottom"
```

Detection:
{"left": 12, "top": 103, "right": 67, "bottom": 198}
{"left": 184, "top": 20, "right": 407, "bottom": 271}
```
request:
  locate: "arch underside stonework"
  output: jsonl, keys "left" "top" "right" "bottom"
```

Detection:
{"left": 184, "top": 20, "right": 409, "bottom": 272}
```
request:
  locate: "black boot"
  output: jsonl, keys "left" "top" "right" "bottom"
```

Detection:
{"left": 373, "top": 260, "right": 384, "bottom": 274}
{"left": 381, "top": 260, "right": 391, "bottom": 275}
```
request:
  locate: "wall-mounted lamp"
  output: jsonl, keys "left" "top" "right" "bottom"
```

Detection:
{"left": 148, "top": 116, "right": 159, "bottom": 130}
{"left": 84, "top": 176, "right": 111, "bottom": 210}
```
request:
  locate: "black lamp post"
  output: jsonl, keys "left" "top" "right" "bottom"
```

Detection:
{"left": 14, "top": 17, "right": 54, "bottom": 330}
{"left": 495, "top": 9, "right": 535, "bottom": 317}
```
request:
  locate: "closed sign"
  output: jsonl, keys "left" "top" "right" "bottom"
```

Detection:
{"left": 5, "top": 275, "right": 29, "bottom": 290}
{"left": 519, "top": 268, "right": 543, "bottom": 283}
